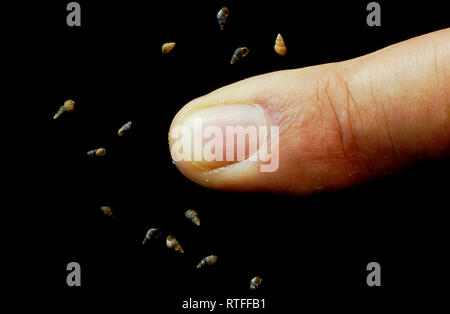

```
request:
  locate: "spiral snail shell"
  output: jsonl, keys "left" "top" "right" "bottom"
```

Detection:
{"left": 196, "top": 255, "right": 218, "bottom": 268}
{"left": 274, "top": 33, "right": 287, "bottom": 56}
{"left": 53, "top": 99, "right": 75, "bottom": 119}
{"left": 118, "top": 121, "right": 132, "bottom": 136}
{"left": 87, "top": 148, "right": 106, "bottom": 157}
{"left": 166, "top": 235, "right": 184, "bottom": 254}
{"left": 185, "top": 209, "right": 200, "bottom": 226}
{"left": 217, "top": 7, "right": 229, "bottom": 31}
{"left": 142, "top": 228, "right": 161, "bottom": 245}
{"left": 250, "top": 276, "right": 262, "bottom": 290}
{"left": 162, "top": 42, "right": 176, "bottom": 54}
{"left": 100, "top": 206, "right": 118, "bottom": 221}
{"left": 230, "top": 47, "right": 249, "bottom": 64}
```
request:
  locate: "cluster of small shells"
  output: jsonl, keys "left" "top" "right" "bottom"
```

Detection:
{"left": 55, "top": 5, "right": 270, "bottom": 292}
{"left": 161, "top": 6, "right": 286, "bottom": 64}
{"left": 53, "top": 98, "right": 133, "bottom": 158}
{"left": 138, "top": 210, "right": 262, "bottom": 289}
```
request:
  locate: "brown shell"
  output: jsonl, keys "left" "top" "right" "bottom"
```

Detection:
{"left": 217, "top": 7, "right": 229, "bottom": 31}
{"left": 166, "top": 235, "right": 184, "bottom": 253}
{"left": 162, "top": 42, "right": 176, "bottom": 54}
{"left": 118, "top": 121, "right": 132, "bottom": 136}
{"left": 230, "top": 47, "right": 249, "bottom": 64}
{"left": 87, "top": 148, "right": 106, "bottom": 156}
{"left": 274, "top": 34, "right": 287, "bottom": 56}
{"left": 250, "top": 276, "right": 262, "bottom": 290}
{"left": 142, "top": 227, "right": 161, "bottom": 244}
{"left": 63, "top": 99, "right": 75, "bottom": 111}
{"left": 53, "top": 99, "right": 75, "bottom": 119}
{"left": 95, "top": 148, "right": 106, "bottom": 156}
{"left": 196, "top": 255, "right": 218, "bottom": 268}
{"left": 185, "top": 209, "right": 200, "bottom": 226}
{"left": 100, "top": 206, "right": 117, "bottom": 221}
{"left": 100, "top": 206, "right": 112, "bottom": 216}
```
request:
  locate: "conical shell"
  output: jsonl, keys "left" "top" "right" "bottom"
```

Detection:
{"left": 100, "top": 206, "right": 118, "bottom": 221}
{"left": 166, "top": 235, "right": 184, "bottom": 254}
{"left": 162, "top": 42, "right": 176, "bottom": 54}
{"left": 118, "top": 121, "right": 132, "bottom": 136}
{"left": 87, "top": 147, "right": 106, "bottom": 156}
{"left": 250, "top": 276, "right": 262, "bottom": 290}
{"left": 185, "top": 209, "right": 200, "bottom": 226}
{"left": 230, "top": 47, "right": 249, "bottom": 64}
{"left": 53, "top": 99, "right": 75, "bottom": 119}
{"left": 142, "top": 227, "right": 161, "bottom": 244}
{"left": 274, "top": 34, "right": 287, "bottom": 56}
{"left": 196, "top": 255, "right": 218, "bottom": 268}
{"left": 101, "top": 206, "right": 112, "bottom": 216}
{"left": 217, "top": 7, "right": 229, "bottom": 31}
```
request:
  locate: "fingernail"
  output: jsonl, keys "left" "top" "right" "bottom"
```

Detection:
{"left": 170, "top": 104, "right": 269, "bottom": 170}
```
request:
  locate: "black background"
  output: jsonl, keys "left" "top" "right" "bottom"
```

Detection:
{"left": 10, "top": 0, "right": 449, "bottom": 312}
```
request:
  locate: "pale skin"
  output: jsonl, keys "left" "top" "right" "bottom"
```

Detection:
{"left": 169, "top": 28, "right": 450, "bottom": 195}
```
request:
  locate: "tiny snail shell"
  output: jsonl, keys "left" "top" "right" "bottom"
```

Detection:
{"left": 100, "top": 206, "right": 118, "bottom": 221}
{"left": 230, "top": 47, "right": 249, "bottom": 64}
{"left": 166, "top": 235, "right": 184, "bottom": 254}
{"left": 142, "top": 227, "right": 161, "bottom": 245}
{"left": 162, "top": 42, "right": 176, "bottom": 54}
{"left": 196, "top": 255, "right": 218, "bottom": 268}
{"left": 87, "top": 148, "right": 106, "bottom": 157}
{"left": 100, "top": 206, "right": 112, "bottom": 216}
{"left": 274, "top": 33, "right": 287, "bottom": 56}
{"left": 250, "top": 276, "right": 262, "bottom": 290}
{"left": 185, "top": 209, "right": 200, "bottom": 226}
{"left": 53, "top": 99, "right": 75, "bottom": 119}
{"left": 217, "top": 7, "right": 229, "bottom": 31}
{"left": 118, "top": 121, "right": 132, "bottom": 136}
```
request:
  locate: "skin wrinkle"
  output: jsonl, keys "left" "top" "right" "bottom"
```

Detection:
{"left": 314, "top": 78, "right": 347, "bottom": 160}
{"left": 322, "top": 74, "right": 356, "bottom": 172}
{"left": 372, "top": 65, "right": 401, "bottom": 167}
{"left": 378, "top": 65, "right": 399, "bottom": 162}
{"left": 349, "top": 75, "right": 376, "bottom": 171}
{"left": 255, "top": 91, "right": 294, "bottom": 151}
{"left": 353, "top": 70, "right": 378, "bottom": 155}
{"left": 367, "top": 65, "right": 397, "bottom": 169}
{"left": 434, "top": 44, "right": 440, "bottom": 86}
{"left": 315, "top": 79, "right": 325, "bottom": 129}
{"left": 335, "top": 70, "right": 366, "bottom": 173}
{"left": 274, "top": 88, "right": 306, "bottom": 137}
{"left": 346, "top": 73, "right": 365, "bottom": 146}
